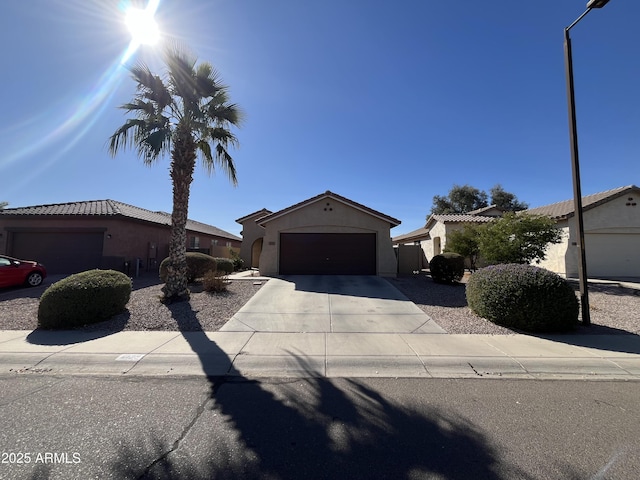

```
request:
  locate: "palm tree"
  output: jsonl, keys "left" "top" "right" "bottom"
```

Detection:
{"left": 109, "top": 47, "right": 241, "bottom": 302}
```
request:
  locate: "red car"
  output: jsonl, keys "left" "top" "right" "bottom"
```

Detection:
{"left": 0, "top": 255, "right": 47, "bottom": 288}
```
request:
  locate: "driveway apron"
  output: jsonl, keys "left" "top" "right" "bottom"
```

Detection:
{"left": 220, "top": 275, "right": 445, "bottom": 334}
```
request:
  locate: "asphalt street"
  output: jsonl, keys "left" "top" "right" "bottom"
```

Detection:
{"left": 1, "top": 375, "right": 639, "bottom": 479}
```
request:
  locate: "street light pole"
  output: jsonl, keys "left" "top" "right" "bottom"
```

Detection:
{"left": 563, "top": 0, "right": 610, "bottom": 326}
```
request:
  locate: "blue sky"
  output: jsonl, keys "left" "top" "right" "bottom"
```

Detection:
{"left": 1, "top": 0, "right": 638, "bottom": 237}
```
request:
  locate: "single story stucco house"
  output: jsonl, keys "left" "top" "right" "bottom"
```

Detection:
{"left": 527, "top": 185, "right": 640, "bottom": 279}
{"left": 392, "top": 205, "right": 503, "bottom": 263}
{"left": 0, "top": 200, "right": 241, "bottom": 274}
{"left": 393, "top": 185, "right": 640, "bottom": 280}
{"left": 237, "top": 191, "right": 400, "bottom": 276}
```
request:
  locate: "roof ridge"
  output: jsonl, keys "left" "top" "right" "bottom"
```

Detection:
{"left": 528, "top": 185, "right": 638, "bottom": 211}
{"left": 2, "top": 199, "right": 108, "bottom": 210}
{"left": 106, "top": 199, "right": 123, "bottom": 215}
{"left": 257, "top": 191, "right": 401, "bottom": 227}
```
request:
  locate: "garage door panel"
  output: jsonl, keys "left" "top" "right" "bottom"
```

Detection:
{"left": 280, "top": 233, "right": 376, "bottom": 275}
{"left": 585, "top": 233, "right": 640, "bottom": 278}
{"left": 11, "top": 232, "right": 104, "bottom": 274}
{"left": 585, "top": 234, "right": 640, "bottom": 278}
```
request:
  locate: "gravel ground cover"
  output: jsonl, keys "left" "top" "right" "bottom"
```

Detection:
{"left": 387, "top": 274, "right": 640, "bottom": 335}
{"left": 0, "top": 274, "right": 264, "bottom": 333}
{"left": 0, "top": 273, "right": 638, "bottom": 335}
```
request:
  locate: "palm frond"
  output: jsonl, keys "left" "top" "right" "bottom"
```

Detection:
{"left": 195, "top": 63, "right": 225, "bottom": 98}
{"left": 108, "top": 119, "right": 147, "bottom": 156}
{"left": 206, "top": 102, "right": 243, "bottom": 126}
{"left": 110, "top": 44, "right": 240, "bottom": 186}
{"left": 208, "top": 127, "right": 239, "bottom": 148}
{"left": 214, "top": 143, "right": 238, "bottom": 185}
{"left": 120, "top": 100, "right": 156, "bottom": 116}
{"left": 129, "top": 63, "right": 172, "bottom": 110}
{"left": 138, "top": 128, "right": 172, "bottom": 165}
{"left": 165, "top": 47, "right": 199, "bottom": 112}
{"left": 195, "top": 138, "right": 237, "bottom": 185}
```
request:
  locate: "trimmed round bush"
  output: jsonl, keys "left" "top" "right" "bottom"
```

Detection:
{"left": 466, "top": 264, "right": 579, "bottom": 332}
{"left": 38, "top": 270, "right": 132, "bottom": 329}
{"left": 213, "top": 257, "right": 234, "bottom": 274}
{"left": 159, "top": 252, "right": 217, "bottom": 283}
{"left": 429, "top": 253, "right": 465, "bottom": 284}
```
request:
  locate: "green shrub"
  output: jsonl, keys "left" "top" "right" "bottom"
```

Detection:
{"left": 229, "top": 249, "right": 244, "bottom": 271}
{"left": 466, "top": 264, "right": 579, "bottom": 332}
{"left": 429, "top": 253, "right": 465, "bottom": 284}
{"left": 202, "top": 270, "right": 229, "bottom": 292}
{"left": 159, "top": 252, "right": 217, "bottom": 283}
{"left": 213, "top": 257, "right": 234, "bottom": 274}
{"left": 38, "top": 270, "right": 132, "bottom": 329}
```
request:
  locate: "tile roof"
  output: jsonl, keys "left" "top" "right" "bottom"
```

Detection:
{"left": 394, "top": 208, "right": 501, "bottom": 243}
{"left": 525, "top": 185, "right": 640, "bottom": 219}
{"left": 0, "top": 199, "right": 241, "bottom": 241}
{"left": 257, "top": 191, "right": 401, "bottom": 227}
{"left": 392, "top": 226, "right": 429, "bottom": 243}
{"left": 235, "top": 208, "right": 273, "bottom": 224}
{"left": 427, "top": 214, "right": 497, "bottom": 226}
{"left": 466, "top": 204, "right": 504, "bottom": 216}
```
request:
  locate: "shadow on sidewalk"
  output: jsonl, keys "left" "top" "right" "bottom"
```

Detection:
{"left": 98, "top": 301, "right": 528, "bottom": 479}
{"left": 26, "top": 313, "right": 129, "bottom": 345}
{"left": 537, "top": 328, "right": 640, "bottom": 355}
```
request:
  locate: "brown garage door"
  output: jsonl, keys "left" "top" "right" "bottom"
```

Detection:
{"left": 11, "top": 231, "right": 104, "bottom": 274}
{"left": 279, "top": 233, "right": 376, "bottom": 275}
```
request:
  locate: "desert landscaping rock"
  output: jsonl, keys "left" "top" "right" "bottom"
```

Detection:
{"left": 0, "top": 274, "right": 638, "bottom": 335}
{"left": 0, "top": 276, "right": 264, "bottom": 333}
{"left": 387, "top": 275, "right": 640, "bottom": 336}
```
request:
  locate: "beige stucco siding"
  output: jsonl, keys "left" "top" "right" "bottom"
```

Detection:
{"left": 533, "top": 224, "right": 570, "bottom": 276}
{"left": 237, "top": 215, "right": 267, "bottom": 268}
{"left": 259, "top": 198, "right": 398, "bottom": 276}
{"left": 423, "top": 221, "right": 446, "bottom": 260}
{"left": 575, "top": 198, "right": 639, "bottom": 277}
{"left": 537, "top": 196, "right": 640, "bottom": 278}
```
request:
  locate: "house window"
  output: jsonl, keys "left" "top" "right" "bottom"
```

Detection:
{"left": 211, "top": 239, "right": 218, "bottom": 246}
{"left": 191, "top": 236, "right": 200, "bottom": 248}
{"left": 226, "top": 241, "right": 231, "bottom": 247}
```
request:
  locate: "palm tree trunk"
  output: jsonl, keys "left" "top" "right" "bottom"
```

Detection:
{"left": 162, "top": 121, "right": 197, "bottom": 303}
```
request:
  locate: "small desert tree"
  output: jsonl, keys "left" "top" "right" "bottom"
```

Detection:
{"left": 477, "top": 213, "right": 561, "bottom": 265}
{"left": 444, "top": 224, "right": 481, "bottom": 270}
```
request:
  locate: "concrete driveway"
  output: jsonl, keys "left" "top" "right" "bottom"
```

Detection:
{"left": 220, "top": 275, "right": 446, "bottom": 334}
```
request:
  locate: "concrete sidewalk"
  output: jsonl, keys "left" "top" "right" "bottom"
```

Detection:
{"left": 2, "top": 273, "right": 639, "bottom": 380}
{"left": 2, "top": 329, "right": 640, "bottom": 380}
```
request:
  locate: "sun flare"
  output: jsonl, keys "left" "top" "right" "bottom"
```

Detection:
{"left": 125, "top": 5, "right": 159, "bottom": 46}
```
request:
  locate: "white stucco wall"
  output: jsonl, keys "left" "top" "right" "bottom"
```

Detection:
{"left": 536, "top": 195, "right": 640, "bottom": 278}
{"left": 532, "top": 224, "right": 570, "bottom": 276}
{"left": 423, "top": 221, "right": 447, "bottom": 261}
{"left": 259, "top": 197, "right": 398, "bottom": 276}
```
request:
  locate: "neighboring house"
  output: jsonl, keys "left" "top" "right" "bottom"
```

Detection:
{"left": 394, "top": 185, "right": 640, "bottom": 280}
{"left": 238, "top": 191, "right": 401, "bottom": 276}
{"left": 0, "top": 200, "right": 241, "bottom": 274}
{"left": 235, "top": 208, "right": 272, "bottom": 269}
{"left": 392, "top": 205, "right": 503, "bottom": 266}
{"left": 526, "top": 185, "right": 640, "bottom": 279}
